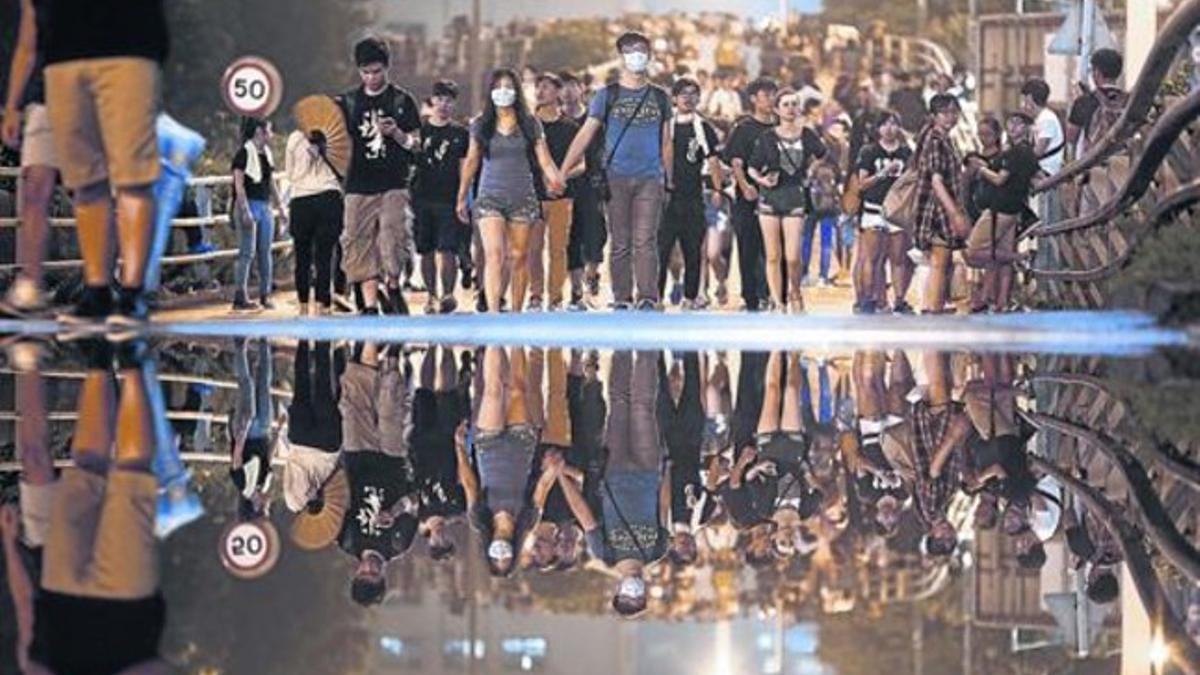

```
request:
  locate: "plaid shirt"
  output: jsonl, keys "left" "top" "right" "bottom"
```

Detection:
{"left": 914, "top": 125, "right": 965, "bottom": 251}
{"left": 911, "top": 401, "right": 963, "bottom": 527}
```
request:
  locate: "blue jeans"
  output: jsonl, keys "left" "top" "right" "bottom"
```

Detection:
{"left": 235, "top": 199, "right": 274, "bottom": 299}
{"left": 802, "top": 213, "right": 837, "bottom": 281}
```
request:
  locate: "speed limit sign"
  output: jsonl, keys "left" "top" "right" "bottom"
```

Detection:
{"left": 219, "top": 520, "right": 281, "bottom": 580}
{"left": 220, "top": 56, "right": 284, "bottom": 118}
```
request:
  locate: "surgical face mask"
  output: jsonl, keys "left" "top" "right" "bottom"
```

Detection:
{"left": 488, "top": 539, "right": 514, "bottom": 562}
{"left": 491, "top": 87, "right": 517, "bottom": 108}
{"left": 623, "top": 51, "right": 650, "bottom": 74}
{"left": 618, "top": 576, "right": 646, "bottom": 599}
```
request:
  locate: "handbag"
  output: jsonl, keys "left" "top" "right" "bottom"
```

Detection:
{"left": 882, "top": 168, "right": 921, "bottom": 233}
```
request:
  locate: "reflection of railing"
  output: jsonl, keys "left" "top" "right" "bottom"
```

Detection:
{"left": 0, "top": 366, "right": 293, "bottom": 399}
{"left": 0, "top": 452, "right": 284, "bottom": 472}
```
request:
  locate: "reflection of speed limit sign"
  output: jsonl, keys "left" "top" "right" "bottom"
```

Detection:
{"left": 221, "top": 56, "right": 284, "bottom": 118}
{"left": 219, "top": 520, "right": 281, "bottom": 580}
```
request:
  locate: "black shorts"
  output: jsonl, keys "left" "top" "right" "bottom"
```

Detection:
{"left": 413, "top": 200, "right": 463, "bottom": 255}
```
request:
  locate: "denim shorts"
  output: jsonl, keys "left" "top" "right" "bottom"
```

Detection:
{"left": 473, "top": 191, "right": 541, "bottom": 224}
{"left": 758, "top": 186, "right": 808, "bottom": 217}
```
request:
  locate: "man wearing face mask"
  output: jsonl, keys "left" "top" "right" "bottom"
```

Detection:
{"left": 560, "top": 32, "right": 674, "bottom": 311}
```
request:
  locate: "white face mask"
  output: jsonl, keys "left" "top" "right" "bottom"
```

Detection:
{"left": 618, "top": 576, "right": 646, "bottom": 599}
{"left": 623, "top": 51, "right": 650, "bottom": 74}
{"left": 488, "top": 539, "right": 514, "bottom": 562}
{"left": 491, "top": 87, "right": 517, "bottom": 108}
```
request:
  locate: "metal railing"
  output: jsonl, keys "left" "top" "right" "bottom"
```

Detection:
{"left": 0, "top": 168, "right": 294, "bottom": 275}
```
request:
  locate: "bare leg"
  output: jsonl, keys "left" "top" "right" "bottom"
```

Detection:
{"left": 508, "top": 222, "right": 532, "bottom": 312}
{"left": 74, "top": 183, "right": 117, "bottom": 288}
{"left": 479, "top": 217, "right": 507, "bottom": 313}
{"left": 759, "top": 214, "right": 784, "bottom": 307}
{"left": 782, "top": 215, "right": 806, "bottom": 312}
{"left": 115, "top": 187, "right": 156, "bottom": 289}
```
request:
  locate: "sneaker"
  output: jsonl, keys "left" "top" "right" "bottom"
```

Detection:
{"left": 440, "top": 295, "right": 458, "bottom": 314}
{"left": 636, "top": 299, "right": 660, "bottom": 312}
{"left": 423, "top": 297, "right": 440, "bottom": 315}
{"left": 568, "top": 296, "right": 588, "bottom": 312}
{"left": 360, "top": 305, "right": 380, "bottom": 316}
{"left": 187, "top": 241, "right": 216, "bottom": 255}
{"left": 714, "top": 282, "right": 729, "bottom": 306}
{"left": 587, "top": 273, "right": 601, "bottom": 297}
{"left": 332, "top": 293, "right": 356, "bottom": 313}
{"left": 0, "top": 277, "right": 50, "bottom": 318}
{"left": 259, "top": 296, "right": 276, "bottom": 311}
{"left": 670, "top": 283, "right": 684, "bottom": 306}
{"left": 59, "top": 286, "right": 113, "bottom": 326}
{"left": 231, "top": 295, "right": 258, "bottom": 312}
{"left": 892, "top": 301, "right": 915, "bottom": 315}
{"left": 817, "top": 278, "right": 833, "bottom": 289}
{"left": 475, "top": 294, "right": 488, "bottom": 313}
{"left": 612, "top": 301, "right": 633, "bottom": 311}
{"left": 392, "top": 291, "right": 410, "bottom": 316}
{"left": 155, "top": 486, "right": 205, "bottom": 540}
{"left": 527, "top": 296, "right": 543, "bottom": 312}
{"left": 690, "top": 296, "right": 709, "bottom": 311}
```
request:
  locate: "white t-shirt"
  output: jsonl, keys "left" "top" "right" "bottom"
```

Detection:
{"left": 1035, "top": 107, "right": 1065, "bottom": 175}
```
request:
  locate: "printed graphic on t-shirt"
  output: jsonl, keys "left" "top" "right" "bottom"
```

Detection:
{"left": 611, "top": 93, "right": 663, "bottom": 129}
{"left": 355, "top": 486, "right": 388, "bottom": 536}
{"left": 424, "top": 136, "right": 454, "bottom": 163}
{"left": 685, "top": 134, "right": 705, "bottom": 165}
{"left": 358, "top": 110, "right": 388, "bottom": 161}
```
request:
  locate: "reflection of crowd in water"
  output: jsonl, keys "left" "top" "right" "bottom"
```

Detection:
{"left": 0, "top": 337, "right": 1137, "bottom": 672}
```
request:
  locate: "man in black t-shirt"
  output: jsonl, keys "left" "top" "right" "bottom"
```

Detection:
{"left": 413, "top": 80, "right": 470, "bottom": 315}
{"left": 660, "top": 78, "right": 723, "bottom": 308}
{"left": 337, "top": 37, "right": 422, "bottom": 316}
{"left": 529, "top": 73, "right": 582, "bottom": 311}
{"left": 1066, "top": 48, "right": 1127, "bottom": 158}
{"left": 964, "top": 112, "right": 1039, "bottom": 313}
{"left": 43, "top": 0, "right": 169, "bottom": 326}
{"left": 560, "top": 72, "right": 609, "bottom": 309}
{"left": 722, "top": 77, "right": 779, "bottom": 311}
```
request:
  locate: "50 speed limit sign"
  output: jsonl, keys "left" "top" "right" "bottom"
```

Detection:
{"left": 219, "top": 520, "right": 281, "bottom": 580}
{"left": 221, "top": 56, "right": 284, "bottom": 118}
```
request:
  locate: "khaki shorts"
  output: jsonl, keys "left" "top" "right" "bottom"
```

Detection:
{"left": 339, "top": 362, "right": 410, "bottom": 457}
{"left": 966, "top": 210, "right": 1018, "bottom": 263}
{"left": 42, "top": 468, "right": 159, "bottom": 600}
{"left": 44, "top": 57, "right": 161, "bottom": 190}
{"left": 19, "top": 479, "right": 59, "bottom": 548}
{"left": 19, "top": 104, "right": 58, "bottom": 169}
{"left": 341, "top": 189, "right": 412, "bottom": 284}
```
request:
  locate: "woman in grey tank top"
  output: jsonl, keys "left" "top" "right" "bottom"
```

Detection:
{"left": 457, "top": 69, "right": 565, "bottom": 314}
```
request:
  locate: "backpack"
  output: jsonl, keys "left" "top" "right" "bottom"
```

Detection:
{"left": 808, "top": 161, "right": 841, "bottom": 216}
{"left": 1084, "top": 86, "right": 1129, "bottom": 150}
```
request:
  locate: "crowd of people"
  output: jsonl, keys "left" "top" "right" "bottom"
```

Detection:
{"left": 223, "top": 32, "right": 1129, "bottom": 318}
{"left": 0, "top": 2, "right": 1132, "bottom": 322}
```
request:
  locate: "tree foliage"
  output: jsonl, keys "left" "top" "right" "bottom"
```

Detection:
{"left": 527, "top": 20, "right": 614, "bottom": 73}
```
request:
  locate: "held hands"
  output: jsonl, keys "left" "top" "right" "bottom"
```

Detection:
{"left": 544, "top": 168, "right": 566, "bottom": 196}
{"left": 0, "top": 107, "right": 20, "bottom": 151}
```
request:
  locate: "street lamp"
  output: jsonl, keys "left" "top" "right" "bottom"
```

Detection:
{"left": 1148, "top": 632, "right": 1170, "bottom": 673}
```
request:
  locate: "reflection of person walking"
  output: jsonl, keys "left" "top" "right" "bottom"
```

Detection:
{"left": 48, "top": 0, "right": 169, "bottom": 328}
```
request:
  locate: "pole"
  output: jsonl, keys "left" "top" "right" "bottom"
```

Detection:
{"left": 917, "top": 0, "right": 928, "bottom": 35}
{"left": 1125, "top": 0, "right": 1157, "bottom": 86}
{"left": 1079, "top": 0, "right": 1098, "bottom": 85}
{"left": 469, "top": 0, "right": 483, "bottom": 113}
